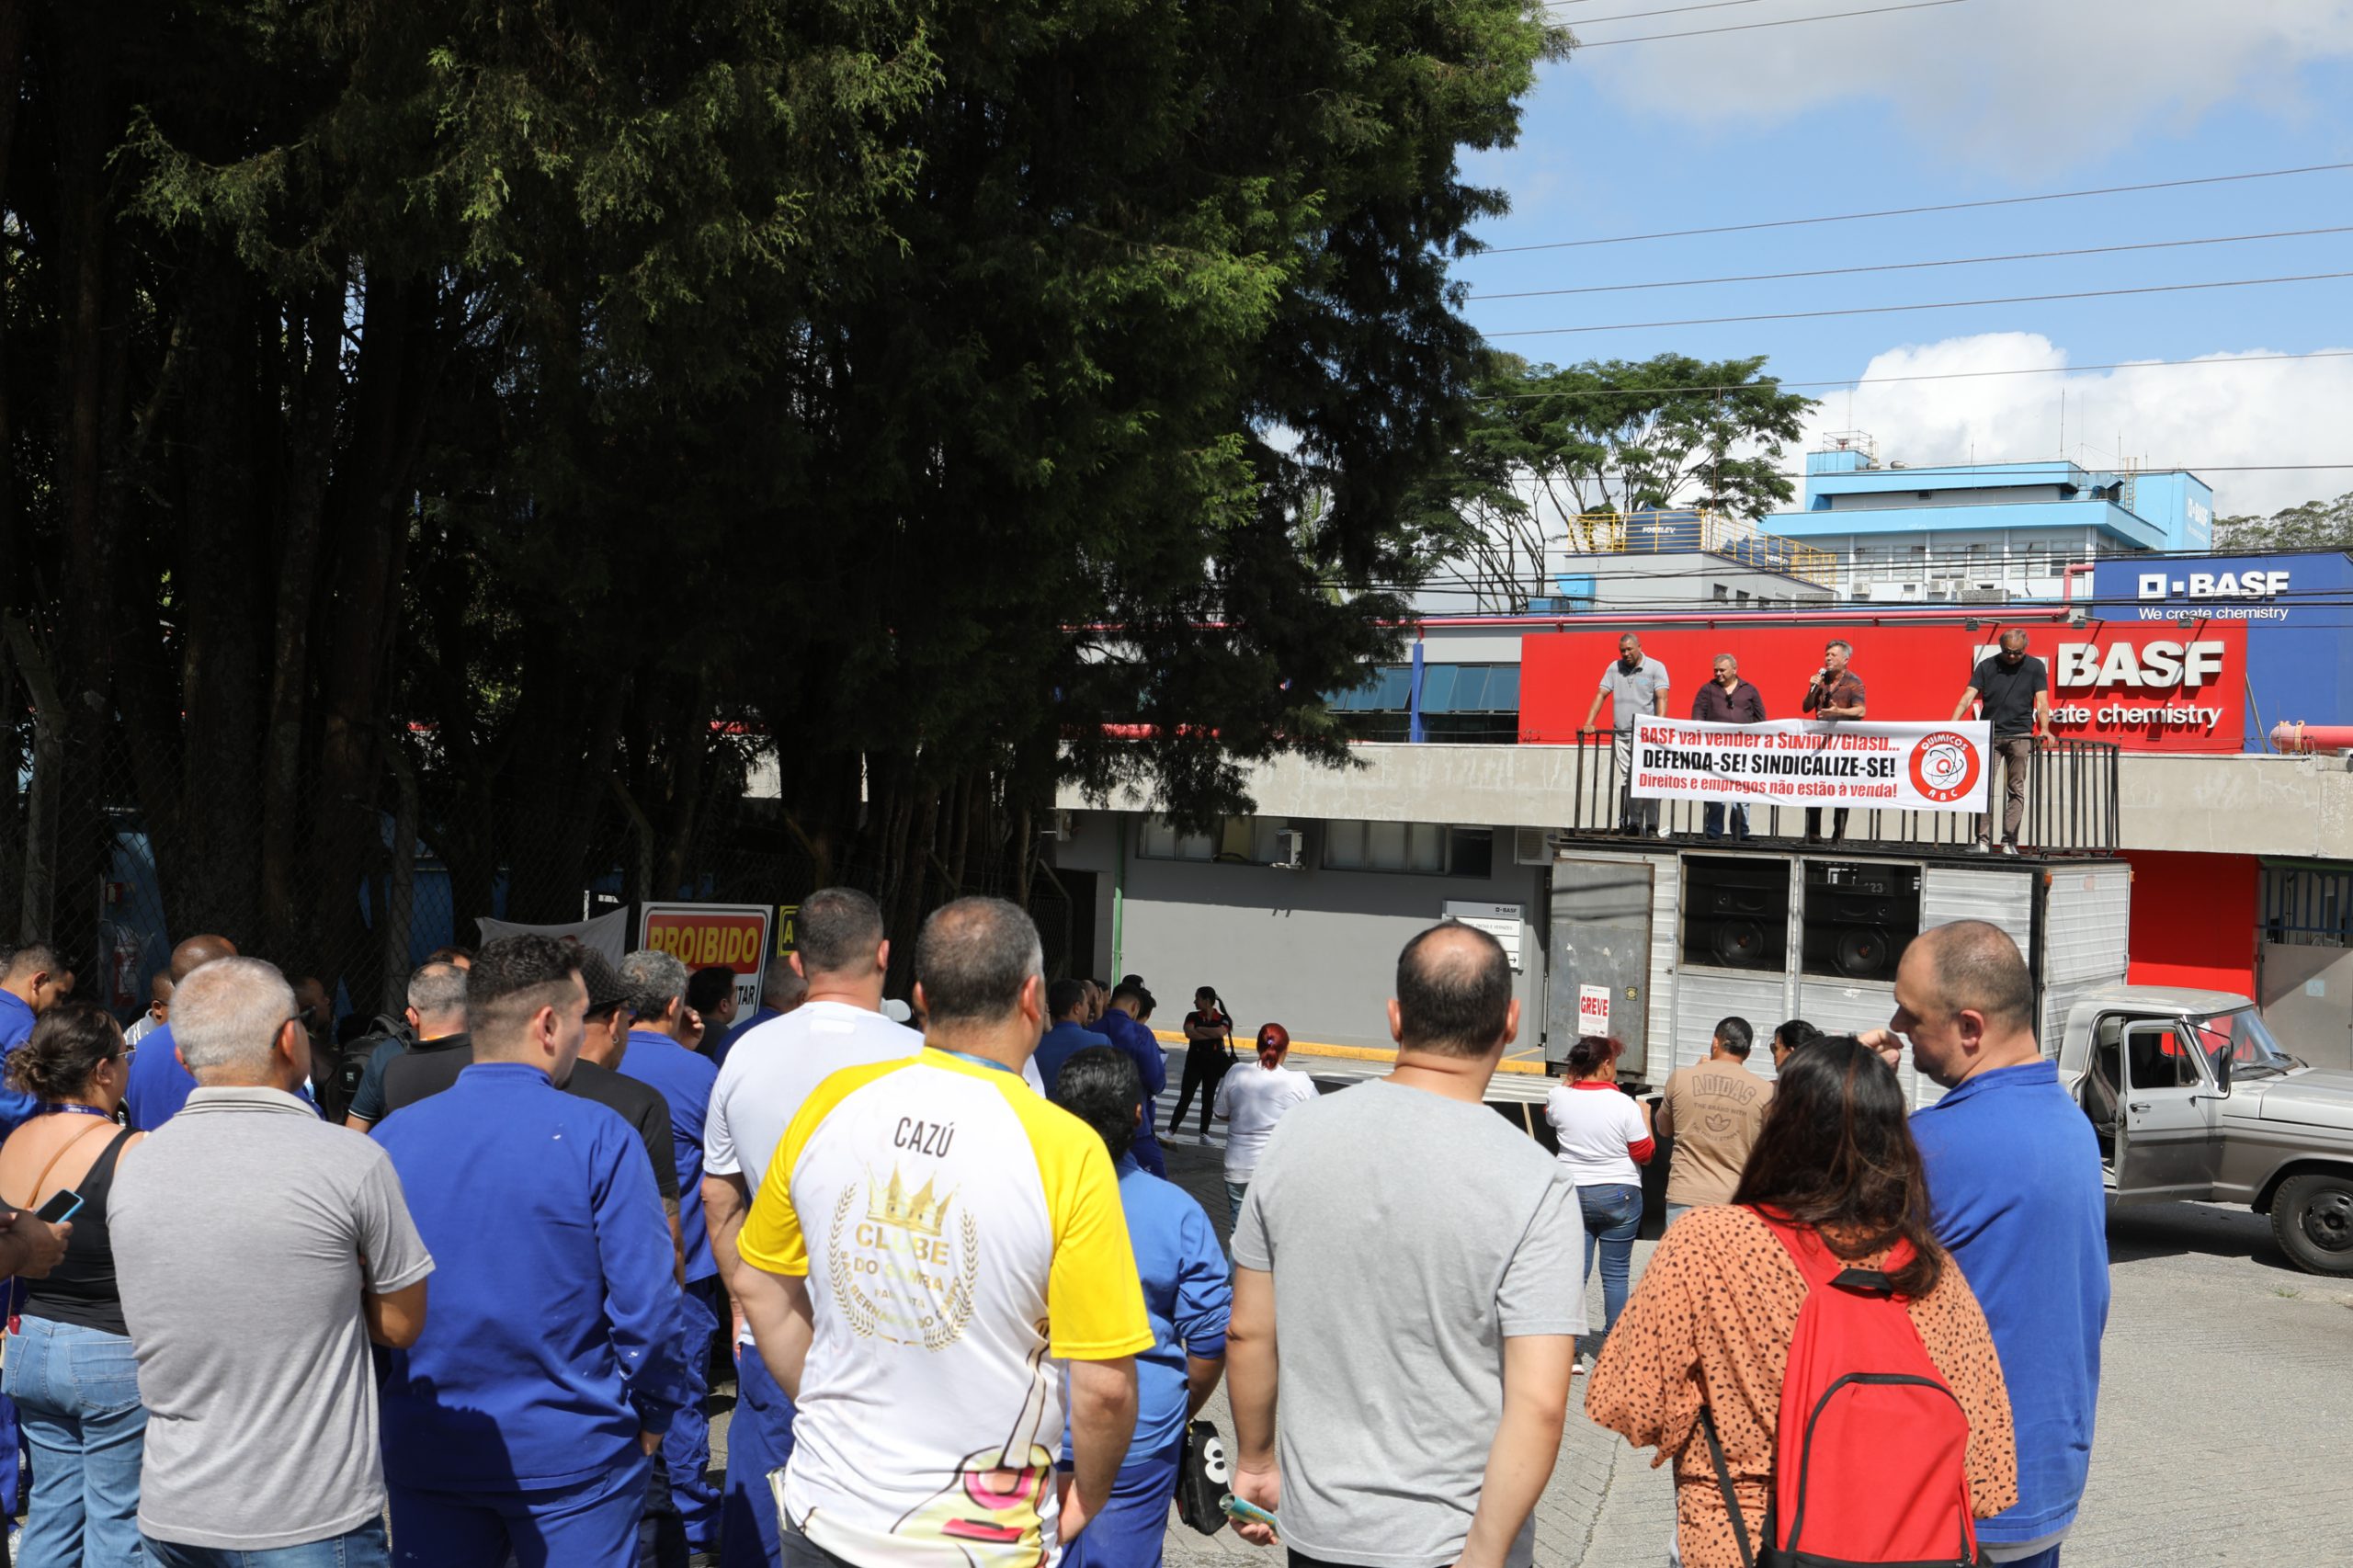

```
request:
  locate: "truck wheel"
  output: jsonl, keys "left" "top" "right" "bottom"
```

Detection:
{"left": 2269, "top": 1174, "right": 2353, "bottom": 1277}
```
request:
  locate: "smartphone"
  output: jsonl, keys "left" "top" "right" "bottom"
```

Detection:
{"left": 33, "top": 1189, "right": 84, "bottom": 1225}
{"left": 1219, "top": 1494, "right": 1279, "bottom": 1531}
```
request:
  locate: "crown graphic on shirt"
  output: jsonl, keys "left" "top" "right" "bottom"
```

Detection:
{"left": 868, "top": 1166, "right": 952, "bottom": 1237}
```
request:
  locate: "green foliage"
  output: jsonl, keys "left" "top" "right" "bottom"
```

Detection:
{"left": 2215, "top": 491, "right": 2353, "bottom": 552}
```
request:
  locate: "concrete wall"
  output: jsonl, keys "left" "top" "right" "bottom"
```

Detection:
{"left": 1050, "top": 812, "right": 1547, "bottom": 1051}
{"left": 1058, "top": 744, "right": 2353, "bottom": 859}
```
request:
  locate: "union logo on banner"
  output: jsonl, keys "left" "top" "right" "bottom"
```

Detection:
{"left": 1908, "top": 731, "right": 1983, "bottom": 805}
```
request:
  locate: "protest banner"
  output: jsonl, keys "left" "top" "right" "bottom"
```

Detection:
{"left": 639, "top": 903, "right": 772, "bottom": 1017}
{"left": 1630, "top": 716, "right": 1992, "bottom": 813}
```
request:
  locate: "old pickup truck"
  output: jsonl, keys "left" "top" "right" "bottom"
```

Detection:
{"left": 2064, "top": 985, "right": 2353, "bottom": 1276}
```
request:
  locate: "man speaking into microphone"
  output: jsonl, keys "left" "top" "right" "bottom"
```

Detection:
{"left": 1800, "top": 639, "right": 1867, "bottom": 843}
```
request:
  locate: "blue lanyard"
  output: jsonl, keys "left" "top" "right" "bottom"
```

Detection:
{"left": 39, "top": 1104, "right": 114, "bottom": 1122}
{"left": 930, "top": 1047, "right": 1018, "bottom": 1077}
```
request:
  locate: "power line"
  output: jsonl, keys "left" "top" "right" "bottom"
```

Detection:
{"left": 1466, "top": 225, "right": 2353, "bottom": 301}
{"left": 1484, "top": 269, "right": 2353, "bottom": 338}
{"left": 1470, "top": 348, "right": 2353, "bottom": 400}
{"left": 1550, "top": 0, "right": 1761, "bottom": 25}
{"left": 1571, "top": 0, "right": 1966, "bottom": 49}
{"left": 1464, "top": 162, "right": 2353, "bottom": 256}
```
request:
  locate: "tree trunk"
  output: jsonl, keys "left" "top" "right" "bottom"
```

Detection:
{"left": 382, "top": 741, "right": 419, "bottom": 1014}
{"left": 3, "top": 616, "right": 60, "bottom": 943}
{"left": 259, "top": 278, "right": 346, "bottom": 956}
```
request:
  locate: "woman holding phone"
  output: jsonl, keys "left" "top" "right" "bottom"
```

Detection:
{"left": 0, "top": 1000, "right": 148, "bottom": 1566}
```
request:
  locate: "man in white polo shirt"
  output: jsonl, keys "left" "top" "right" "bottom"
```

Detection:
{"left": 704, "top": 887, "right": 915, "bottom": 1568}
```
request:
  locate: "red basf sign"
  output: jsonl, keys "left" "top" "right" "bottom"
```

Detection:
{"left": 1518, "top": 619, "right": 2246, "bottom": 753}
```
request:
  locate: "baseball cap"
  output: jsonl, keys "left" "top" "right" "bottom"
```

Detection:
{"left": 576, "top": 948, "right": 631, "bottom": 1013}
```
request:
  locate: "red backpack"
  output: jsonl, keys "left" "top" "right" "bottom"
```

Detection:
{"left": 1698, "top": 1210, "right": 1979, "bottom": 1568}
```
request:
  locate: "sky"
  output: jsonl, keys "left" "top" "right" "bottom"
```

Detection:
{"left": 1454, "top": 0, "right": 2353, "bottom": 521}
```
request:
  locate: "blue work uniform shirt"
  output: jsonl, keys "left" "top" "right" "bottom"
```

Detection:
{"left": 122, "top": 1023, "right": 320, "bottom": 1131}
{"left": 373, "top": 1062, "right": 689, "bottom": 1492}
{"left": 711, "top": 1006, "right": 779, "bottom": 1073}
{"left": 1062, "top": 1153, "right": 1230, "bottom": 1470}
{"left": 1912, "top": 1059, "right": 2109, "bottom": 1546}
{"left": 1096, "top": 1009, "right": 1168, "bottom": 1168}
{"left": 0, "top": 992, "right": 39, "bottom": 1138}
{"left": 1032, "top": 1021, "right": 1112, "bottom": 1099}
{"left": 617, "top": 1029, "right": 720, "bottom": 1283}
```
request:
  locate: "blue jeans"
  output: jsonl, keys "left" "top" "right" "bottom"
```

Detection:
{"left": 1577, "top": 1184, "right": 1643, "bottom": 1344}
{"left": 1702, "top": 802, "right": 1751, "bottom": 839}
{"left": 1224, "top": 1180, "right": 1249, "bottom": 1232}
{"left": 4, "top": 1313, "right": 149, "bottom": 1566}
{"left": 143, "top": 1520, "right": 389, "bottom": 1567}
{"left": 721, "top": 1342, "right": 797, "bottom": 1568}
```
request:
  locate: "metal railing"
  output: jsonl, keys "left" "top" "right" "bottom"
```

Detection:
{"left": 1548, "top": 730, "right": 2121, "bottom": 857}
{"left": 1570, "top": 508, "right": 1840, "bottom": 587}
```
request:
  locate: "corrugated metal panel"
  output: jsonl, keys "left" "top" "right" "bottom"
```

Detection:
{"left": 1921, "top": 867, "right": 2033, "bottom": 951}
{"left": 2042, "top": 864, "right": 2132, "bottom": 987}
{"left": 1676, "top": 971, "right": 1794, "bottom": 1080}
{"left": 1794, "top": 979, "right": 1938, "bottom": 1106}
{"left": 2039, "top": 977, "right": 2102, "bottom": 1068}
{"left": 1645, "top": 854, "right": 1681, "bottom": 1082}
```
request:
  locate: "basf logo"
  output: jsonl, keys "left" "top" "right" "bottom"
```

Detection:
{"left": 2136, "top": 568, "right": 2290, "bottom": 620}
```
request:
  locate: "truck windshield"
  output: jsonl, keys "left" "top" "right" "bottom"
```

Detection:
{"left": 2188, "top": 1009, "right": 2296, "bottom": 1079}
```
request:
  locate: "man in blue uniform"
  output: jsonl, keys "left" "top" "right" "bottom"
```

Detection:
{"left": 1096, "top": 981, "right": 1169, "bottom": 1176}
{"left": 122, "top": 933, "right": 240, "bottom": 1131}
{"left": 617, "top": 949, "right": 723, "bottom": 1560}
{"left": 1032, "top": 978, "right": 1111, "bottom": 1098}
{"left": 1051, "top": 1047, "right": 1231, "bottom": 1568}
{"left": 374, "top": 935, "right": 689, "bottom": 1567}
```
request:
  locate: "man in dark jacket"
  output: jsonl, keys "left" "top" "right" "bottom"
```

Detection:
{"left": 1691, "top": 653, "right": 1767, "bottom": 841}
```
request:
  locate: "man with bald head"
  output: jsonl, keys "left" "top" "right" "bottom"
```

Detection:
{"left": 1224, "top": 924, "right": 1580, "bottom": 1568}
{"left": 1872, "top": 921, "right": 2108, "bottom": 1568}
{"left": 123, "top": 933, "right": 242, "bottom": 1131}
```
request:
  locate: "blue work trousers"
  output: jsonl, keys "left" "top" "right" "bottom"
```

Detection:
{"left": 665, "top": 1278, "right": 722, "bottom": 1550}
{"left": 721, "top": 1343, "right": 797, "bottom": 1568}
{"left": 143, "top": 1519, "right": 389, "bottom": 1567}
{"left": 388, "top": 1451, "right": 652, "bottom": 1568}
{"left": 1058, "top": 1439, "right": 1181, "bottom": 1568}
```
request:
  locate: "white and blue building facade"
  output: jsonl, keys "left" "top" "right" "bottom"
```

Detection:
{"left": 1769, "top": 445, "right": 2213, "bottom": 604}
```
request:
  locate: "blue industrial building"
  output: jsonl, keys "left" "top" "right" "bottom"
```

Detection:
{"left": 1769, "top": 437, "right": 2213, "bottom": 604}
{"left": 2091, "top": 549, "right": 2353, "bottom": 749}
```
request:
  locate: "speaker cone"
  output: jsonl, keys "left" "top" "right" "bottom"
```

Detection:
{"left": 1834, "top": 926, "right": 1894, "bottom": 979}
{"left": 1711, "top": 919, "right": 1770, "bottom": 968}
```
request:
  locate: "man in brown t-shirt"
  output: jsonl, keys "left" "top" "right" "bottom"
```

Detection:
{"left": 1655, "top": 1017, "right": 1774, "bottom": 1224}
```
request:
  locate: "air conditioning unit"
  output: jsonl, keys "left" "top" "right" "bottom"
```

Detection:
{"left": 1272, "top": 828, "right": 1306, "bottom": 870}
{"left": 1958, "top": 587, "right": 2010, "bottom": 605}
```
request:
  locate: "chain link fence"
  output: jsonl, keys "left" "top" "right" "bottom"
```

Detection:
{"left": 3, "top": 709, "right": 1076, "bottom": 1035}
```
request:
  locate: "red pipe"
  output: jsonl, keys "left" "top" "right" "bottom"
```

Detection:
{"left": 2270, "top": 722, "right": 2353, "bottom": 755}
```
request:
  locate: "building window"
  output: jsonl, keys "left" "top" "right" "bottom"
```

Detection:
{"left": 1138, "top": 814, "right": 1298, "bottom": 865}
{"left": 1322, "top": 821, "right": 1494, "bottom": 878}
{"left": 1713, "top": 584, "right": 1730, "bottom": 602}
{"left": 2263, "top": 865, "right": 2353, "bottom": 949}
{"left": 1735, "top": 589, "right": 1751, "bottom": 606}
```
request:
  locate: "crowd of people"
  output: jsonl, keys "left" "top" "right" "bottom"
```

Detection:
{"left": 1588, "top": 631, "right": 2057, "bottom": 850}
{"left": 0, "top": 892, "right": 2108, "bottom": 1568}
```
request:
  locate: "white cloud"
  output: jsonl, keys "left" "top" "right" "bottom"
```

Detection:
{"left": 1573, "top": 0, "right": 2353, "bottom": 173}
{"left": 1791, "top": 333, "right": 2353, "bottom": 517}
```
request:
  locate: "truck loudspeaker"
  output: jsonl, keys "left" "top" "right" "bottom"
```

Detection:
{"left": 1681, "top": 856, "right": 1790, "bottom": 972}
{"left": 1801, "top": 861, "right": 1923, "bottom": 983}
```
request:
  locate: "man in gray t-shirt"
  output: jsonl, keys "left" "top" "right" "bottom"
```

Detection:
{"left": 1228, "top": 924, "right": 1582, "bottom": 1568}
{"left": 111, "top": 957, "right": 434, "bottom": 1561}
{"left": 1583, "top": 633, "right": 1671, "bottom": 835}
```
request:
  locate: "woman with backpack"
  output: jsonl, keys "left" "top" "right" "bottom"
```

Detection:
{"left": 1586, "top": 1035, "right": 2018, "bottom": 1568}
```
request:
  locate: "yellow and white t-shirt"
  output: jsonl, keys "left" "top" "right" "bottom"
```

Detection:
{"left": 738, "top": 1047, "right": 1154, "bottom": 1568}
